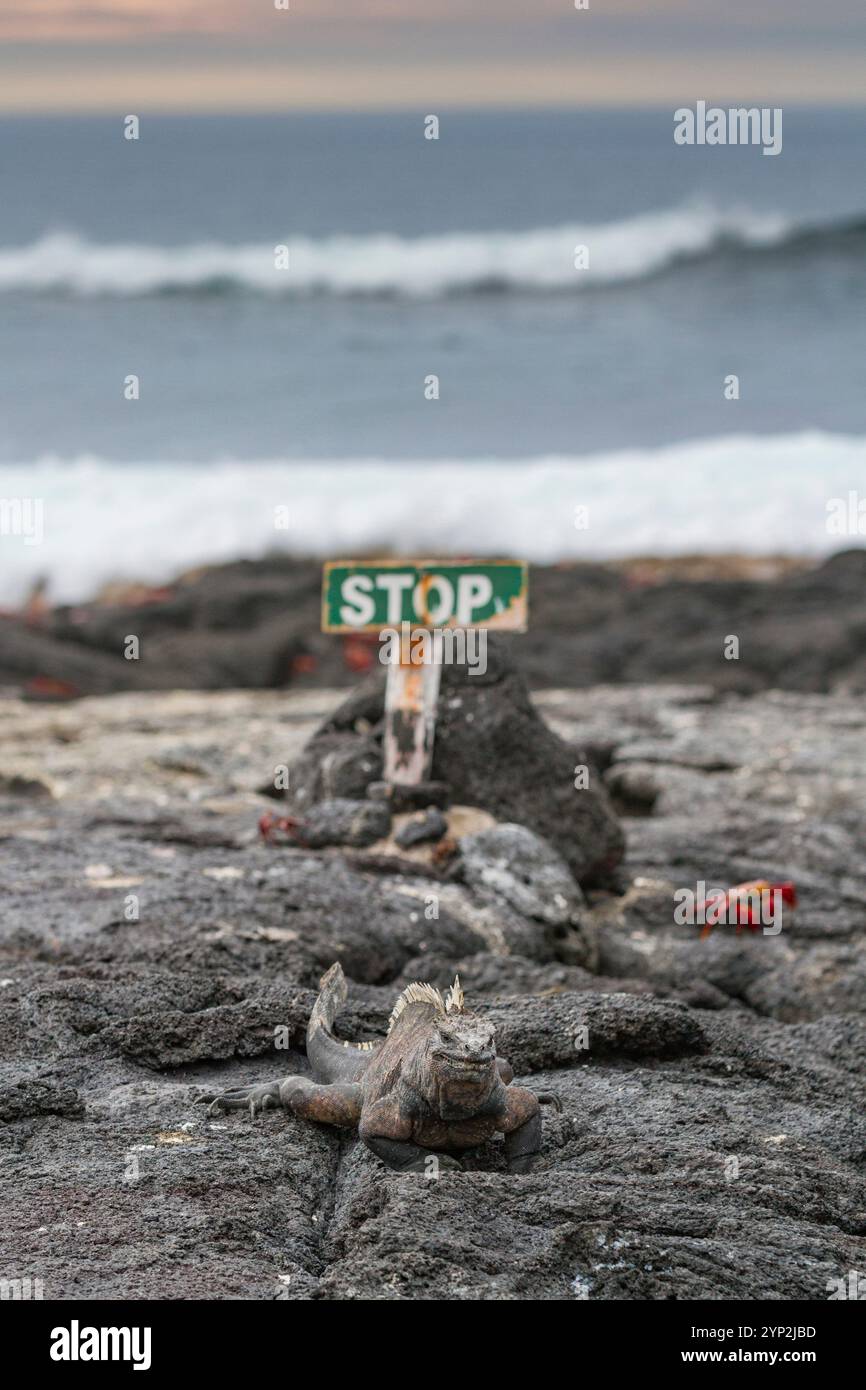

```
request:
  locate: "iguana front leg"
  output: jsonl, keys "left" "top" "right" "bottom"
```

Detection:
{"left": 499, "top": 1086, "right": 542, "bottom": 1173}
{"left": 359, "top": 1098, "right": 462, "bottom": 1173}
{"left": 201, "top": 1077, "right": 361, "bottom": 1128}
{"left": 363, "top": 1135, "right": 463, "bottom": 1173}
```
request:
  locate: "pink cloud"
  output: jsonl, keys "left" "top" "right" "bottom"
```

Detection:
{"left": 0, "top": 0, "right": 638, "bottom": 44}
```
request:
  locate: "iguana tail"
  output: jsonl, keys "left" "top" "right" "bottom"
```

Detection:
{"left": 307, "top": 963, "right": 378, "bottom": 1084}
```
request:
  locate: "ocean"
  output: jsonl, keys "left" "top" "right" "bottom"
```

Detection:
{"left": 0, "top": 107, "right": 864, "bottom": 602}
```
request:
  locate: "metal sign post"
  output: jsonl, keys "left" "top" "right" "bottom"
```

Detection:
{"left": 321, "top": 560, "right": 528, "bottom": 794}
{"left": 382, "top": 628, "right": 442, "bottom": 784}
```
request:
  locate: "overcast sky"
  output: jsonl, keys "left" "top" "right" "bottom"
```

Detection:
{"left": 2, "top": 1, "right": 865, "bottom": 112}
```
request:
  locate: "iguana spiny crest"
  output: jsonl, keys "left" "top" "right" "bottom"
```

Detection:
{"left": 387, "top": 974, "right": 465, "bottom": 1033}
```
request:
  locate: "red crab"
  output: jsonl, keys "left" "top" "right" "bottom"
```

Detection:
{"left": 343, "top": 635, "right": 377, "bottom": 674}
{"left": 699, "top": 880, "right": 797, "bottom": 938}
{"left": 258, "top": 812, "right": 303, "bottom": 844}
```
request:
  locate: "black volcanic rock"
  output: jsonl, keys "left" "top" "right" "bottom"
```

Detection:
{"left": 4, "top": 551, "right": 866, "bottom": 698}
{"left": 288, "top": 641, "right": 625, "bottom": 885}
{"left": 0, "top": 682, "right": 864, "bottom": 1300}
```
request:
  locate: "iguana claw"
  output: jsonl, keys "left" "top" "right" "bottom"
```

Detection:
{"left": 536, "top": 1091, "right": 563, "bottom": 1113}
{"left": 199, "top": 1083, "right": 280, "bottom": 1118}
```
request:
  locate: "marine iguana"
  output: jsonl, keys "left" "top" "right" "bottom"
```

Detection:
{"left": 202, "top": 963, "right": 560, "bottom": 1172}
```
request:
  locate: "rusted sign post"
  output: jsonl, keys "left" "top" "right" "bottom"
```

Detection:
{"left": 383, "top": 625, "right": 443, "bottom": 784}
{"left": 322, "top": 560, "right": 528, "bottom": 793}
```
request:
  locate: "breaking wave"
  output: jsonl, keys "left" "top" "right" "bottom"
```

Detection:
{"left": 1, "top": 432, "right": 863, "bottom": 603}
{"left": 0, "top": 204, "right": 862, "bottom": 298}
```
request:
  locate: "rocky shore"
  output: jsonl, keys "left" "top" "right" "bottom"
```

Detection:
{"left": 3, "top": 549, "right": 866, "bottom": 699}
{"left": 1, "top": 654, "right": 863, "bottom": 1300}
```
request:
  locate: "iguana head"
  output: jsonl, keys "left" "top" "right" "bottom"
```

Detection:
{"left": 430, "top": 1009, "right": 496, "bottom": 1083}
{"left": 393, "top": 976, "right": 499, "bottom": 1116}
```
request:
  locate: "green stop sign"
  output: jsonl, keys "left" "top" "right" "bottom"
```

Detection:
{"left": 321, "top": 560, "right": 528, "bottom": 632}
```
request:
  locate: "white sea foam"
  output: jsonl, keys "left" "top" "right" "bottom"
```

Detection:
{"left": 0, "top": 432, "right": 862, "bottom": 604}
{"left": 0, "top": 204, "right": 794, "bottom": 297}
